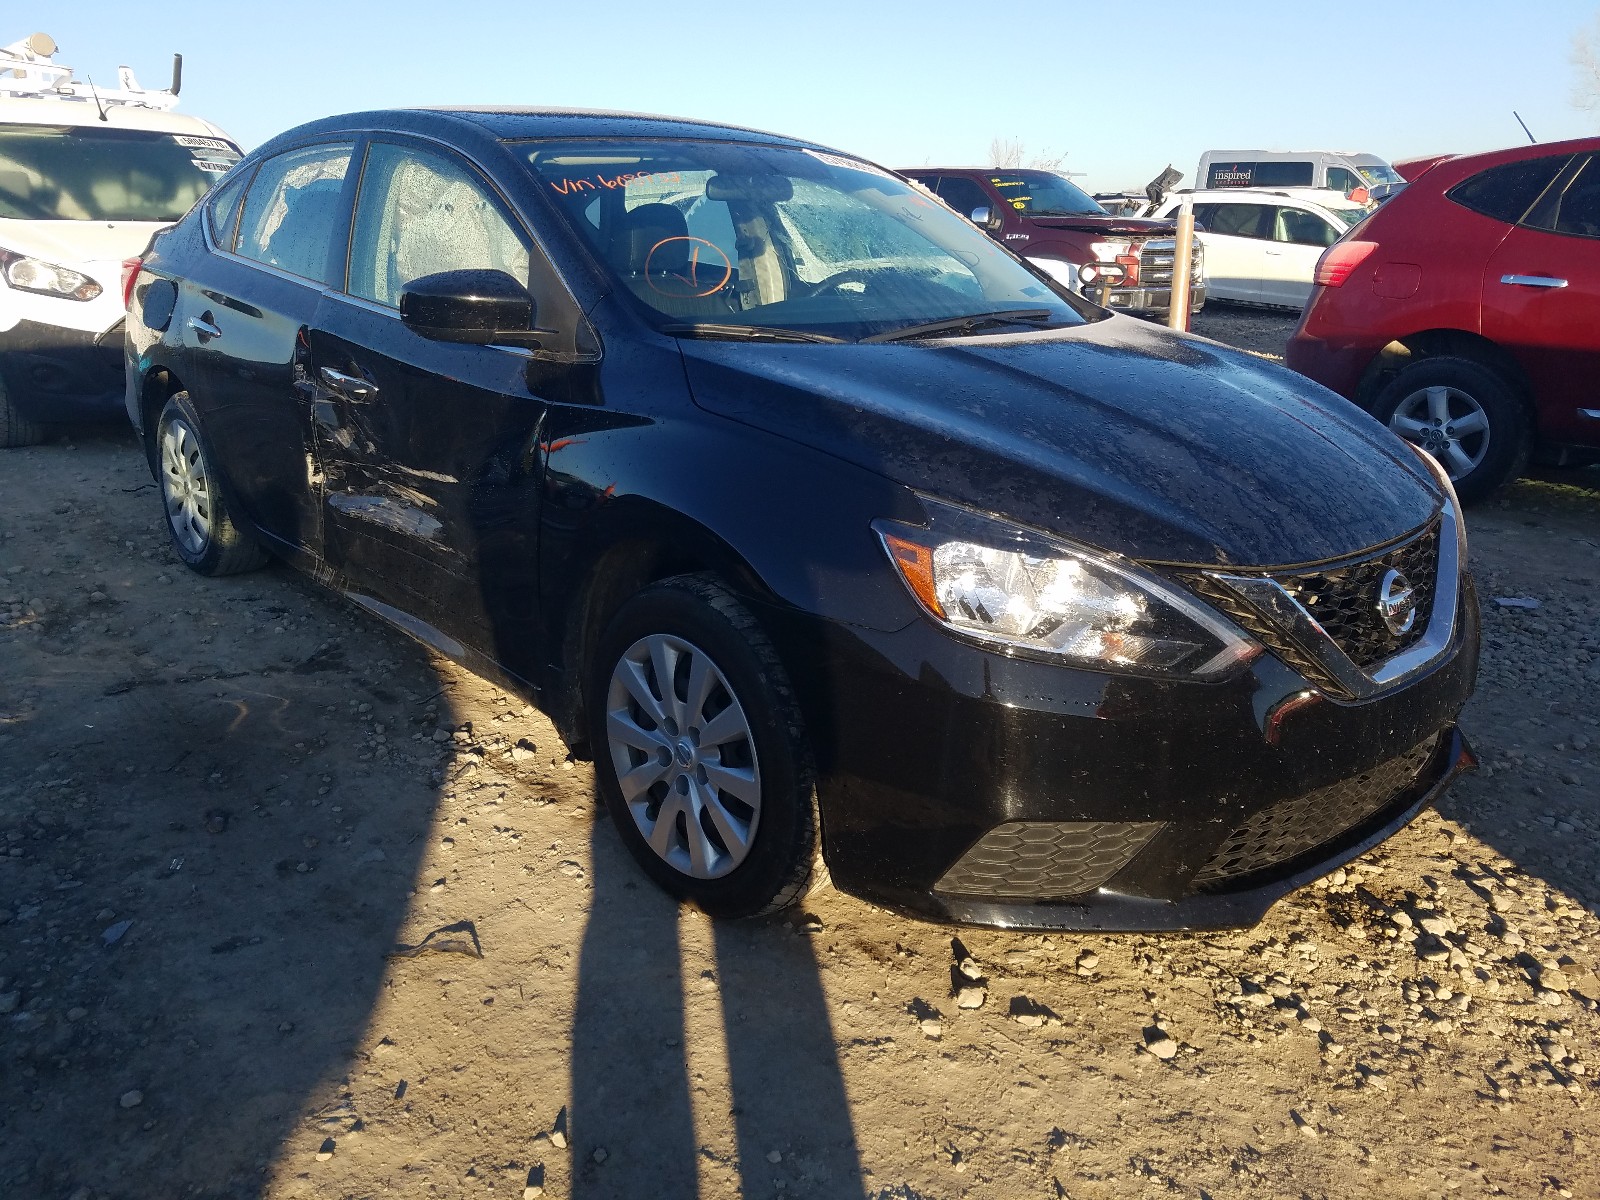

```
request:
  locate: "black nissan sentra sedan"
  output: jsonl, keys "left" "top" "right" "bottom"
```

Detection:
{"left": 122, "top": 108, "right": 1479, "bottom": 931}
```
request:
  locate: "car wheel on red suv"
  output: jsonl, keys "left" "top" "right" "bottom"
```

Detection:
{"left": 1287, "top": 136, "right": 1600, "bottom": 502}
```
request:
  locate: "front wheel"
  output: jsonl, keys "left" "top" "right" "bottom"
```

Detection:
{"left": 588, "top": 574, "right": 818, "bottom": 919}
{"left": 155, "top": 392, "right": 270, "bottom": 576}
{"left": 1371, "top": 356, "right": 1528, "bottom": 504}
{"left": 0, "top": 376, "right": 44, "bottom": 448}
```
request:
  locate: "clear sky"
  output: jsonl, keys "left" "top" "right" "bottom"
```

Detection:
{"left": 27, "top": 0, "right": 1600, "bottom": 192}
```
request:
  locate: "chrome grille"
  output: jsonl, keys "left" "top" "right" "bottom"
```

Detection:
{"left": 1135, "top": 238, "right": 1204, "bottom": 287}
{"left": 1178, "top": 519, "right": 1442, "bottom": 695}
{"left": 1192, "top": 735, "right": 1439, "bottom": 892}
{"left": 1277, "top": 523, "right": 1438, "bottom": 667}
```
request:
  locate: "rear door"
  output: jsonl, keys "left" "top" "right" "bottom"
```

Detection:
{"left": 180, "top": 140, "right": 357, "bottom": 554}
{"left": 1262, "top": 205, "right": 1342, "bottom": 307}
{"left": 1187, "top": 201, "right": 1272, "bottom": 302}
{"left": 1482, "top": 153, "right": 1600, "bottom": 444}
{"left": 306, "top": 137, "right": 553, "bottom": 659}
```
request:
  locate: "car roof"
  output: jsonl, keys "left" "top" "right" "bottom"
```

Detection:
{"left": 1164, "top": 187, "right": 1366, "bottom": 211}
{"left": 256, "top": 106, "right": 830, "bottom": 153}
{"left": 0, "top": 95, "right": 228, "bottom": 138}
{"left": 1410, "top": 135, "right": 1600, "bottom": 191}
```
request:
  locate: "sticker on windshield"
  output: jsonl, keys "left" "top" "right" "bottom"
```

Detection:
{"left": 804, "top": 150, "right": 896, "bottom": 180}
{"left": 193, "top": 159, "right": 232, "bottom": 174}
{"left": 175, "top": 135, "right": 235, "bottom": 152}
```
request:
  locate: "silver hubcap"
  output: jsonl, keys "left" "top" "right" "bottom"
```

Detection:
{"left": 605, "top": 633, "right": 761, "bottom": 879}
{"left": 1389, "top": 385, "right": 1490, "bottom": 480}
{"left": 160, "top": 418, "right": 213, "bottom": 555}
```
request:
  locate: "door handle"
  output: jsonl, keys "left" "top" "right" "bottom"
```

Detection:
{"left": 187, "top": 314, "right": 222, "bottom": 340}
{"left": 1500, "top": 274, "right": 1568, "bottom": 289}
{"left": 318, "top": 366, "right": 378, "bottom": 399}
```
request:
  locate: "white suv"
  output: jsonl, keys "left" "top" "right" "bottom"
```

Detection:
{"left": 0, "top": 33, "right": 239, "bottom": 445}
{"left": 1154, "top": 188, "right": 1368, "bottom": 309}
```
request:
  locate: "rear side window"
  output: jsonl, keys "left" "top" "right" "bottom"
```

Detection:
{"left": 1546, "top": 156, "right": 1600, "bottom": 238}
{"left": 1447, "top": 155, "right": 1569, "bottom": 224}
{"left": 205, "top": 168, "right": 251, "bottom": 251}
{"left": 347, "top": 142, "right": 529, "bottom": 307}
{"left": 1199, "top": 202, "right": 1272, "bottom": 239}
{"left": 236, "top": 143, "right": 354, "bottom": 284}
{"left": 1206, "top": 161, "right": 1314, "bottom": 188}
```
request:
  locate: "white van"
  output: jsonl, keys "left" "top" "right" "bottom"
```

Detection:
{"left": 1197, "top": 150, "right": 1402, "bottom": 198}
{"left": 0, "top": 33, "right": 240, "bottom": 446}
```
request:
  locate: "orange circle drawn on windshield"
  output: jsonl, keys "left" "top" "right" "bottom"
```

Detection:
{"left": 645, "top": 236, "right": 733, "bottom": 298}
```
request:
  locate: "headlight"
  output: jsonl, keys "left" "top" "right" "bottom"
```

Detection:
{"left": 0, "top": 249, "right": 102, "bottom": 301}
{"left": 1026, "top": 256, "right": 1079, "bottom": 291}
{"left": 875, "top": 496, "right": 1260, "bottom": 678}
{"left": 1088, "top": 239, "right": 1132, "bottom": 262}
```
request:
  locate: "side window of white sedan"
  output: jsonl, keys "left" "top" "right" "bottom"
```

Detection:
{"left": 1274, "top": 207, "right": 1341, "bottom": 248}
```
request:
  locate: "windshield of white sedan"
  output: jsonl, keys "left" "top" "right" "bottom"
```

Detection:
{"left": 0, "top": 125, "right": 240, "bottom": 222}
{"left": 519, "top": 140, "right": 1087, "bottom": 339}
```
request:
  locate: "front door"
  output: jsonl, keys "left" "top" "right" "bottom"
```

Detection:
{"left": 1482, "top": 153, "right": 1600, "bottom": 446}
{"left": 307, "top": 139, "right": 551, "bottom": 662}
{"left": 1261, "top": 205, "right": 1341, "bottom": 308}
{"left": 1189, "top": 202, "right": 1272, "bottom": 303}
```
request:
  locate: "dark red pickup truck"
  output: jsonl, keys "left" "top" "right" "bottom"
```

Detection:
{"left": 899, "top": 167, "right": 1205, "bottom": 317}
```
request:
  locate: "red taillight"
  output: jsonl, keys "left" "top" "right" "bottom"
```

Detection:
{"left": 1313, "top": 240, "right": 1378, "bottom": 288}
{"left": 1115, "top": 253, "right": 1140, "bottom": 287}
{"left": 120, "top": 257, "right": 142, "bottom": 310}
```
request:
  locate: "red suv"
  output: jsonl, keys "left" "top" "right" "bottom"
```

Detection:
{"left": 1286, "top": 136, "right": 1600, "bottom": 502}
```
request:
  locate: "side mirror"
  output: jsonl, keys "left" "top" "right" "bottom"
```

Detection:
{"left": 399, "top": 269, "right": 536, "bottom": 345}
{"left": 969, "top": 206, "right": 1004, "bottom": 233}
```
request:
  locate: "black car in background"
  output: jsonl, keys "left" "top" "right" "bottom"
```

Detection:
{"left": 123, "top": 108, "right": 1479, "bottom": 930}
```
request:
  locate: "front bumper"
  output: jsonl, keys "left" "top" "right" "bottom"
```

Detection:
{"left": 1283, "top": 328, "right": 1380, "bottom": 404}
{"left": 1104, "top": 282, "right": 1208, "bottom": 317}
{"left": 760, "top": 573, "right": 1479, "bottom": 932}
{"left": 0, "top": 318, "right": 126, "bottom": 423}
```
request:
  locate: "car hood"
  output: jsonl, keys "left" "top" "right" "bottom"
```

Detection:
{"left": 1024, "top": 214, "right": 1176, "bottom": 237}
{"left": 0, "top": 218, "right": 171, "bottom": 274}
{"left": 679, "top": 317, "right": 1440, "bottom": 568}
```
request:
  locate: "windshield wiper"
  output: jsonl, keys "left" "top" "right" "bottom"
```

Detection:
{"left": 860, "top": 309, "right": 1056, "bottom": 345}
{"left": 659, "top": 322, "right": 846, "bottom": 344}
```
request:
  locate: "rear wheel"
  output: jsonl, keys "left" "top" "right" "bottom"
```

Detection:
{"left": 0, "top": 376, "right": 44, "bottom": 448}
{"left": 156, "top": 392, "right": 270, "bottom": 576}
{"left": 589, "top": 574, "right": 817, "bottom": 919}
{"left": 1372, "top": 356, "right": 1528, "bottom": 504}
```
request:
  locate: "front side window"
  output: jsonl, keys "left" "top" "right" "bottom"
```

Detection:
{"left": 235, "top": 143, "right": 354, "bottom": 284}
{"left": 519, "top": 139, "right": 1086, "bottom": 340}
{"left": 348, "top": 142, "right": 530, "bottom": 307}
{"left": 933, "top": 176, "right": 995, "bottom": 219}
{"left": 1447, "top": 155, "right": 1570, "bottom": 225}
{"left": 1326, "top": 167, "right": 1363, "bottom": 196}
{"left": 0, "top": 123, "right": 240, "bottom": 222}
{"left": 985, "top": 171, "right": 1103, "bottom": 216}
{"left": 1275, "top": 207, "right": 1340, "bottom": 247}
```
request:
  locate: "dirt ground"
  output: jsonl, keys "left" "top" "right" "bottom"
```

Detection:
{"left": 4, "top": 307, "right": 1600, "bottom": 1200}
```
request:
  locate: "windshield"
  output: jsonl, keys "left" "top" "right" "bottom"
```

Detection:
{"left": 519, "top": 139, "right": 1089, "bottom": 340}
{"left": 1357, "top": 163, "right": 1403, "bottom": 186}
{"left": 0, "top": 124, "right": 240, "bottom": 222}
{"left": 1329, "top": 207, "right": 1367, "bottom": 229}
{"left": 986, "top": 171, "right": 1105, "bottom": 217}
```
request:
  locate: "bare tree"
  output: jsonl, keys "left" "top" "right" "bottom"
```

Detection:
{"left": 1575, "top": 12, "right": 1600, "bottom": 112}
{"left": 988, "top": 137, "right": 1069, "bottom": 173}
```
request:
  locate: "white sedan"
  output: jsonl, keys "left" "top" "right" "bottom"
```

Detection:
{"left": 1154, "top": 188, "right": 1368, "bottom": 309}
